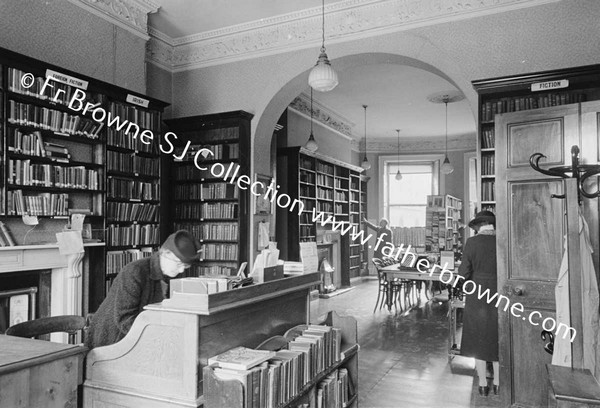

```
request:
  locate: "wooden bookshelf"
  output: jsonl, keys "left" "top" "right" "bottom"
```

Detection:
{"left": 163, "top": 111, "right": 252, "bottom": 277}
{"left": 276, "top": 147, "right": 365, "bottom": 282}
{"left": 359, "top": 174, "right": 368, "bottom": 276}
{"left": 203, "top": 310, "right": 359, "bottom": 408}
{"left": 0, "top": 47, "right": 168, "bottom": 312}
{"left": 472, "top": 65, "right": 600, "bottom": 214}
{"left": 425, "top": 195, "right": 462, "bottom": 254}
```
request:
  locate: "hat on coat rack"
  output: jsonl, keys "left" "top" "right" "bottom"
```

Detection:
{"left": 161, "top": 230, "right": 203, "bottom": 264}
{"left": 468, "top": 210, "right": 496, "bottom": 229}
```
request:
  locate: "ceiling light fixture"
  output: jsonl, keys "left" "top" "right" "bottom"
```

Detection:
{"left": 361, "top": 104, "right": 371, "bottom": 170}
{"left": 427, "top": 91, "right": 465, "bottom": 176}
{"left": 395, "top": 129, "right": 402, "bottom": 181}
{"left": 308, "top": 0, "right": 338, "bottom": 92}
{"left": 305, "top": 88, "right": 318, "bottom": 152}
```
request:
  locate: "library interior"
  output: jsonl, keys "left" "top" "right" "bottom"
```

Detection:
{"left": 1, "top": 1, "right": 600, "bottom": 407}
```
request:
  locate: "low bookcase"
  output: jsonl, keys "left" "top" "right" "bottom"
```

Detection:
{"left": 203, "top": 310, "right": 359, "bottom": 408}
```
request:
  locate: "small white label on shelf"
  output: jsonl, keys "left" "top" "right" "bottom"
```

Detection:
{"left": 126, "top": 94, "right": 150, "bottom": 108}
{"left": 46, "top": 69, "right": 89, "bottom": 90}
{"left": 531, "top": 79, "right": 569, "bottom": 92}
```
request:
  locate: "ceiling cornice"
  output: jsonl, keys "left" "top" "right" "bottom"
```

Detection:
{"left": 289, "top": 93, "right": 356, "bottom": 139}
{"left": 365, "top": 135, "right": 476, "bottom": 153}
{"left": 69, "top": 0, "right": 159, "bottom": 40}
{"left": 147, "top": 0, "right": 559, "bottom": 71}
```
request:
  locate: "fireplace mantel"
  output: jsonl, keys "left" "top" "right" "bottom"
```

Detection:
{"left": 0, "top": 243, "right": 104, "bottom": 273}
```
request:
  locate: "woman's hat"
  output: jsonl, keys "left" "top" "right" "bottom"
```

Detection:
{"left": 468, "top": 210, "right": 496, "bottom": 229}
{"left": 161, "top": 230, "right": 203, "bottom": 264}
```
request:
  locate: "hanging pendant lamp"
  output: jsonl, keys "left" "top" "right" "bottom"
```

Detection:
{"left": 427, "top": 91, "right": 465, "bottom": 176}
{"left": 395, "top": 129, "right": 402, "bottom": 181}
{"left": 440, "top": 96, "right": 454, "bottom": 175}
{"left": 361, "top": 104, "right": 371, "bottom": 170}
{"left": 308, "top": 0, "right": 338, "bottom": 92}
{"left": 305, "top": 88, "right": 318, "bottom": 152}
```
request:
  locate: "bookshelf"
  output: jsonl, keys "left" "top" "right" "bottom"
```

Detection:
{"left": 203, "top": 310, "right": 358, "bottom": 408}
{"left": 359, "top": 175, "right": 369, "bottom": 275}
{"left": 425, "top": 195, "right": 462, "bottom": 254}
{"left": 0, "top": 47, "right": 168, "bottom": 311}
{"left": 276, "top": 147, "right": 364, "bottom": 282}
{"left": 163, "top": 111, "right": 252, "bottom": 277}
{"left": 472, "top": 65, "right": 600, "bottom": 214}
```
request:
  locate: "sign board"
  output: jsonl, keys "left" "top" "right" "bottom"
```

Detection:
{"left": 126, "top": 94, "right": 150, "bottom": 108}
{"left": 300, "top": 242, "right": 319, "bottom": 275}
{"left": 531, "top": 79, "right": 569, "bottom": 92}
{"left": 46, "top": 69, "right": 89, "bottom": 90}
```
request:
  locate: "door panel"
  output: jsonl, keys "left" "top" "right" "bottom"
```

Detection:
{"left": 496, "top": 104, "right": 579, "bottom": 407}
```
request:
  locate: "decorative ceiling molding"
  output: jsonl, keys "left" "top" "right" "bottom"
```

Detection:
{"left": 289, "top": 94, "right": 356, "bottom": 139}
{"left": 364, "top": 135, "right": 476, "bottom": 152}
{"left": 147, "top": 0, "right": 558, "bottom": 71}
{"left": 69, "top": 0, "right": 159, "bottom": 40}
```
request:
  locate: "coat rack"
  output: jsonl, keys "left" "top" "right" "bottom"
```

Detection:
{"left": 529, "top": 145, "right": 600, "bottom": 204}
{"left": 529, "top": 144, "right": 600, "bottom": 370}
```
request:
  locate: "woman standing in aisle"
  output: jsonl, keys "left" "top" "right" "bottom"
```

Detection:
{"left": 362, "top": 217, "right": 393, "bottom": 260}
{"left": 458, "top": 210, "right": 499, "bottom": 397}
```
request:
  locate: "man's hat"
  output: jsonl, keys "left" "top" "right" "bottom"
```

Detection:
{"left": 161, "top": 230, "right": 203, "bottom": 264}
{"left": 468, "top": 210, "right": 496, "bottom": 229}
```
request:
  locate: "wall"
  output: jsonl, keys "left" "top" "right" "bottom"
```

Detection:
{"left": 286, "top": 109, "right": 356, "bottom": 165}
{"left": 0, "top": 0, "right": 147, "bottom": 93}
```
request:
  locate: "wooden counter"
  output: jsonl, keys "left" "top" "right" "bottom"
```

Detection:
{"left": 84, "top": 273, "right": 320, "bottom": 408}
{"left": 0, "top": 335, "right": 87, "bottom": 408}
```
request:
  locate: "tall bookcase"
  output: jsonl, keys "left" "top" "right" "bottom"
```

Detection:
{"left": 359, "top": 175, "right": 369, "bottom": 275}
{"left": 276, "top": 147, "right": 365, "bottom": 282}
{"left": 425, "top": 195, "right": 462, "bottom": 254}
{"left": 472, "top": 65, "right": 600, "bottom": 213}
{"left": 163, "top": 111, "right": 252, "bottom": 276}
{"left": 0, "top": 47, "right": 168, "bottom": 311}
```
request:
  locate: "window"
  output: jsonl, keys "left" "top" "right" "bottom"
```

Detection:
{"left": 385, "top": 161, "right": 437, "bottom": 227}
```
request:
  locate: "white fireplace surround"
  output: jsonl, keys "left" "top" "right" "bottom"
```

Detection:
{"left": 0, "top": 243, "right": 104, "bottom": 343}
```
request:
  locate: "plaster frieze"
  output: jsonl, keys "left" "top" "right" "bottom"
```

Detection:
{"left": 69, "top": 0, "right": 159, "bottom": 40}
{"left": 289, "top": 94, "right": 356, "bottom": 138}
{"left": 363, "top": 135, "right": 476, "bottom": 152}
{"left": 146, "top": 0, "right": 558, "bottom": 71}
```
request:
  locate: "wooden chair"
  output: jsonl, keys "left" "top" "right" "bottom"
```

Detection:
{"left": 5, "top": 315, "right": 87, "bottom": 344}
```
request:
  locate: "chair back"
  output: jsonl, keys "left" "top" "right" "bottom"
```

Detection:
{"left": 372, "top": 258, "right": 384, "bottom": 269}
{"left": 5, "top": 315, "right": 87, "bottom": 344}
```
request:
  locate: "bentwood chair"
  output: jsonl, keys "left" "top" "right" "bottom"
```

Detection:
{"left": 5, "top": 315, "right": 87, "bottom": 344}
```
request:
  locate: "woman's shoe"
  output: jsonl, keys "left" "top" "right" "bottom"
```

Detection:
{"left": 493, "top": 385, "right": 499, "bottom": 395}
{"left": 478, "top": 386, "right": 490, "bottom": 396}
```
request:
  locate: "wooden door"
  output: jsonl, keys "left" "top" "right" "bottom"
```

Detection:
{"left": 496, "top": 104, "right": 580, "bottom": 407}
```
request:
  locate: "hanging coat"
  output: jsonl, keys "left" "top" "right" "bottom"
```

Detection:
{"left": 552, "top": 211, "right": 600, "bottom": 378}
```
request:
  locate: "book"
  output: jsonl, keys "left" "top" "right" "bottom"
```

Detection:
{"left": 208, "top": 347, "right": 276, "bottom": 371}
{"left": 0, "top": 221, "right": 16, "bottom": 246}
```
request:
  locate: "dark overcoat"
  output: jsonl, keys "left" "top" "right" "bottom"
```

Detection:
{"left": 86, "top": 253, "right": 165, "bottom": 349}
{"left": 458, "top": 233, "right": 499, "bottom": 361}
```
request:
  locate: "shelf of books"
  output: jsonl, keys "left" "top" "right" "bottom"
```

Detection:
{"left": 472, "top": 65, "right": 600, "bottom": 214}
{"left": 359, "top": 175, "right": 369, "bottom": 275}
{"left": 203, "top": 310, "right": 358, "bottom": 408}
{"left": 425, "top": 195, "right": 462, "bottom": 254}
{"left": 163, "top": 111, "right": 252, "bottom": 277}
{"left": 0, "top": 47, "right": 169, "bottom": 311}
{"left": 276, "top": 147, "right": 364, "bottom": 282}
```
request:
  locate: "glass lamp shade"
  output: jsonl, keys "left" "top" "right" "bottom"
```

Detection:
{"left": 361, "top": 156, "right": 371, "bottom": 170}
{"left": 395, "top": 170, "right": 403, "bottom": 181}
{"left": 308, "top": 50, "right": 339, "bottom": 92}
{"left": 441, "top": 156, "right": 454, "bottom": 174}
{"left": 305, "top": 132, "right": 318, "bottom": 152}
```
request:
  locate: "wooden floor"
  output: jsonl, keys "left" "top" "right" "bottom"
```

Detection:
{"left": 315, "top": 278, "right": 505, "bottom": 408}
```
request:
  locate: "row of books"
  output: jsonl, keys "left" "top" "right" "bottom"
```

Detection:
{"left": 108, "top": 101, "right": 160, "bottom": 131}
{"left": 481, "top": 154, "right": 496, "bottom": 176}
{"left": 480, "top": 91, "right": 586, "bottom": 122}
{"left": 334, "top": 204, "right": 347, "bottom": 215}
{"left": 8, "top": 159, "right": 101, "bottom": 190}
{"left": 480, "top": 128, "right": 495, "bottom": 149}
{"left": 8, "top": 100, "right": 104, "bottom": 139}
{"left": 7, "top": 67, "right": 103, "bottom": 107}
{"left": 299, "top": 185, "right": 314, "bottom": 198}
{"left": 334, "top": 191, "right": 347, "bottom": 202}
{"left": 8, "top": 189, "right": 69, "bottom": 216}
{"left": 198, "top": 126, "right": 239, "bottom": 143}
{"left": 334, "top": 178, "right": 348, "bottom": 189}
{"left": 299, "top": 170, "right": 315, "bottom": 184}
{"left": 315, "top": 162, "right": 334, "bottom": 175}
{"left": 174, "top": 222, "right": 238, "bottom": 241}
{"left": 316, "top": 202, "right": 333, "bottom": 213}
{"left": 107, "top": 129, "right": 157, "bottom": 153}
{"left": 173, "top": 164, "right": 212, "bottom": 180}
{"left": 201, "top": 243, "right": 238, "bottom": 261}
{"left": 8, "top": 129, "right": 71, "bottom": 160}
{"left": 174, "top": 183, "right": 238, "bottom": 200}
{"left": 170, "top": 276, "right": 229, "bottom": 295}
{"left": 316, "top": 174, "right": 334, "bottom": 187}
{"left": 184, "top": 264, "right": 237, "bottom": 277}
{"left": 107, "top": 177, "right": 159, "bottom": 201}
{"left": 300, "top": 225, "right": 315, "bottom": 238}
{"left": 0, "top": 221, "right": 16, "bottom": 246}
{"left": 173, "top": 143, "right": 240, "bottom": 162}
{"left": 316, "top": 188, "right": 333, "bottom": 200}
{"left": 107, "top": 151, "right": 159, "bottom": 176}
{"left": 350, "top": 191, "right": 360, "bottom": 202}
{"left": 316, "top": 368, "right": 353, "bottom": 408}
{"left": 174, "top": 202, "right": 238, "bottom": 220}
{"left": 107, "top": 224, "right": 159, "bottom": 247}
{"left": 301, "top": 200, "right": 315, "bottom": 212}
{"left": 107, "top": 202, "right": 159, "bottom": 222}
{"left": 106, "top": 247, "right": 153, "bottom": 275}
{"left": 482, "top": 180, "right": 496, "bottom": 201}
